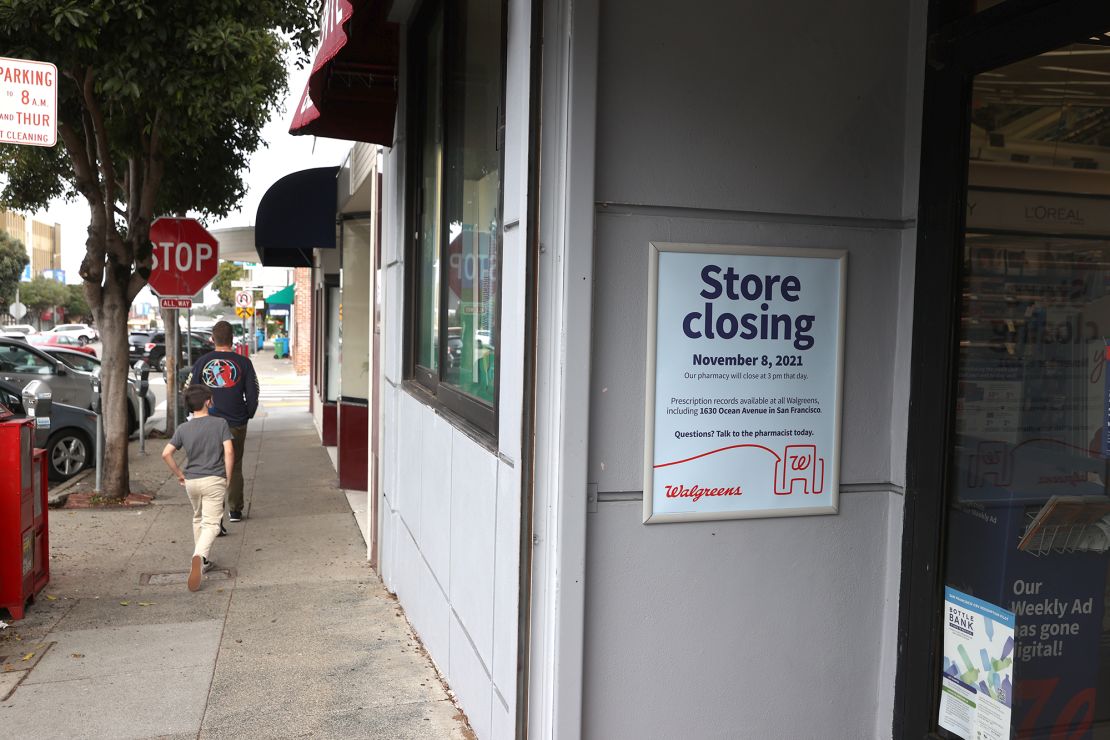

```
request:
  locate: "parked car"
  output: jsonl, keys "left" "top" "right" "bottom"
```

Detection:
{"left": 31, "top": 332, "right": 98, "bottom": 356}
{"left": 1, "top": 324, "right": 37, "bottom": 337}
{"left": 42, "top": 347, "right": 154, "bottom": 435}
{"left": 0, "top": 378, "right": 98, "bottom": 481}
{"left": 128, "top": 330, "right": 153, "bottom": 364}
{"left": 141, "top": 331, "right": 214, "bottom": 372}
{"left": 42, "top": 323, "right": 98, "bottom": 344}
{"left": 0, "top": 337, "right": 95, "bottom": 409}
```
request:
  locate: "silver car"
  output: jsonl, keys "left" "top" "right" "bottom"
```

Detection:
{"left": 0, "top": 337, "right": 94, "bottom": 409}
{"left": 0, "top": 379, "right": 98, "bottom": 481}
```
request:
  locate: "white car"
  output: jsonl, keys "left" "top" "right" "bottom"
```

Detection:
{"left": 2, "top": 324, "right": 37, "bottom": 337}
{"left": 43, "top": 323, "right": 99, "bottom": 344}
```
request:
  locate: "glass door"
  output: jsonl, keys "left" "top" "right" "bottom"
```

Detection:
{"left": 939, "top": 30, "right": 1110, "bottom": 740}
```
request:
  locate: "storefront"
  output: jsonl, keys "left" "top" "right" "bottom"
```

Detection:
{"left": 265, "top": 0, "right": 1110, "bottom": 737}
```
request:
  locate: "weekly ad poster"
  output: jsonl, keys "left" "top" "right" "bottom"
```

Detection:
{"left": 643, "top": 243, "right": 845, "bottom": 523}
{"left": 938, "top": 587, "right": 1016, "bottom": 740}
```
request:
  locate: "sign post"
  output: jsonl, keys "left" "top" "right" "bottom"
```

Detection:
{"left": 642, "top": 242, "right": 846, "bottom": 523}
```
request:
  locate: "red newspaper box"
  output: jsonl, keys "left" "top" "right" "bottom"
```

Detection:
{"left": 32, "top": 448, "right": 50, "bottom": 594}
{"left": 0, "top": 414, "right": 49, "bottom": 619}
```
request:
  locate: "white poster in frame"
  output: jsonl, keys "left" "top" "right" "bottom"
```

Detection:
{"left": 643, "top": 242, "right": 846, "bottom": 524}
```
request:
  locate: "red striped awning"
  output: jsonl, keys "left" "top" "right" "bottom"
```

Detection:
{"left": 289, "top": 0, "right": 398, "bottom": 146}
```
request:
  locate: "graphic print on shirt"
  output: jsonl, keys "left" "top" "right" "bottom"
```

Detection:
{"left": 201, "top": 358, "right": 240, "bottom": 388}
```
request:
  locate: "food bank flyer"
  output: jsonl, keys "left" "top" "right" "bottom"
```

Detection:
{"left": 642, "top": 243, "right": 846, "bottom": 523}
{"left": 938, "top": 586, "right": 1016, "bottom": 740}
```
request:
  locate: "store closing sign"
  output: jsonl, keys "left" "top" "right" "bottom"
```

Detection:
{"left": 643, "top": 243, "right": 846, "bottom": 523}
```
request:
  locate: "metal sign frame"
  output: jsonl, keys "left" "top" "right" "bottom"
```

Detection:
{"left": 642, "top": 241, "right": 847, "bottom": 524}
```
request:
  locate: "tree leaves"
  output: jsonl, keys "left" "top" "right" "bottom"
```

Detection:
{"left": 0, "top": 230, "right": 29, "bottom": 306}
{"left": 18, "top": 275, "right": 68, "bottom": 312}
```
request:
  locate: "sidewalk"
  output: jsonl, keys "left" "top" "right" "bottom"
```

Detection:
{"left": 0, "top": 350, "right": 470, "bottom": 739}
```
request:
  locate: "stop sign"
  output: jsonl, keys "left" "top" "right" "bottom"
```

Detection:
{"left": 147, "top": 217, "right": 219, "bottom": 298}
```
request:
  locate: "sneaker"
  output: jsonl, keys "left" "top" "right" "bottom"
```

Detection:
{"left": 217, "top": 521, "right": 228, "bottom": 537}
{"left": 188, "top": 555, "right": 202, "bottom": 592}
{"left": 228, "top": 510, "right": 243, "bottom": 522}
{"left": 202, "top": 557, "right": 215, "bottom": 573}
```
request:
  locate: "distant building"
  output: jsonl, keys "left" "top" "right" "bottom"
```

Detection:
{"left": 0, "top": 208, "right": 62, "bottom": 277}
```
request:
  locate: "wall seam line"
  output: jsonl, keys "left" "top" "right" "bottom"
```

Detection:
{"left": 596, "top": 201, "right": 916, "bottom": 231}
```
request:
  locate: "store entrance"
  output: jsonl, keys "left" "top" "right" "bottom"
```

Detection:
{"left": 927, "top": 19, "right": 1110, "bottom": 740}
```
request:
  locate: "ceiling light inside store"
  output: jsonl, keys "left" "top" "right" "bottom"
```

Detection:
{"left": 1040, "top": 65, "right": 1110, "bottom": 76}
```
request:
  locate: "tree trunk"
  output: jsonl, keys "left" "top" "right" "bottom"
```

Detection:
{"left": 90, "top": 272, "right": 132, "bottom": 500}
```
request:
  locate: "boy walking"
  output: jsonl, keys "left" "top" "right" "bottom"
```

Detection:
{"left": 162, "top": 385, "right": 234, "bottom": 591}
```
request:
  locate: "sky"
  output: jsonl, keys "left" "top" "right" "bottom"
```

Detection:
{"left": 28, "top": 52, "right": 352, "bottom": 304}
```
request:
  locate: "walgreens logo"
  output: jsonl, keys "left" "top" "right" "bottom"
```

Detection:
{"left": 664, "top": 484, "right": 743, "bottom": 503}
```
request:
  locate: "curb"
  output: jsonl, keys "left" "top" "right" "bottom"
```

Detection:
{"left": 46, "top": 469, "right": 93, "bottom": 507}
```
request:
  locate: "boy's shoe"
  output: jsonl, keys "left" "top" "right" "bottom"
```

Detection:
{"left": 188, "top": 555, "right": 202, "bottom": 592}
{"left": 202, "top": 557, "right": 215, "bottom": 573}
{"left": 228, "top": 510, "right": 243, "bottom": 522}
{"left": 217, "top": 521, "right": 228, "bottom": 537}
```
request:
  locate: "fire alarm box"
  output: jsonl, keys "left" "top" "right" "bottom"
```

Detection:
{"left": 0, "top": 416, "right": 48, "bottom": 619}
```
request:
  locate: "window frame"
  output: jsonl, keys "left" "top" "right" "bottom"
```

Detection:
{"left": 404, "top": 0, "right": 508, "bottom": 436}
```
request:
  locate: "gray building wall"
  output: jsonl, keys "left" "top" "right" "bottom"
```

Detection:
{"left": 582, "top": 0, "right": 926, "bottom": 737}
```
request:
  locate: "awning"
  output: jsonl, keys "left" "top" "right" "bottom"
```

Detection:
{"left": 289, "top": 0, "right": 399, "bottom": 146}
{"left": 265, "top": 284, "right": 295, "bottom": 305}
{"left": 254, "top": 166, "right": 339, "bottom": 267}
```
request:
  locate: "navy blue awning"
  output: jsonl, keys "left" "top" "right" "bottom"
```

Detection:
{"left": 254, "top": 166, "right": 339, "bottom": 266}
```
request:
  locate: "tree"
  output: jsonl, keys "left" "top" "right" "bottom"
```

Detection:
{"left": 0, "top": 231, "right": 29, "bottom": 307}
{"left": 212, "top": 260, "right": 247, "bottom": 306}
{"left": 0, "top": 1, "right": 317, "bottom": 499}
{"left": 19, "top": 275, "right": 68, "bottom": 316}
{"left": 65, "top": 283, "right": 91, "bottom": 322}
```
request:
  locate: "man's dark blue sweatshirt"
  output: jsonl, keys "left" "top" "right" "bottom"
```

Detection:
{"left": 190, "top": 350, "right": 259, "bottom": 428}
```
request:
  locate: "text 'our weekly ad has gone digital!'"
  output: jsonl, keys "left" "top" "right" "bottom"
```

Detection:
{"left": 643, "top": 243, "right": 846, "bottom": 523}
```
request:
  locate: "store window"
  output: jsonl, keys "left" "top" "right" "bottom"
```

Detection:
{"left": 939, "top": 33, "right": 1110, "bottom": 739}
{"left": 407, "top": 0, "right": 504, "bottom": 433}
{"left": 326, "top": 281, "right": 341, "bottom": 404}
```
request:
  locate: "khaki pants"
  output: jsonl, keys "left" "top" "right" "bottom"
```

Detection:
{"left": 228, "top": 425, "right": 248, "bottom": 512}
{"left": 184, "top": 475, "right": 226, "bottom": 560}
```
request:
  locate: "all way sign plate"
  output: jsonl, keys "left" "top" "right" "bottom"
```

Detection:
{"left": 160, "top": 298, "right": 192, "bottom": 309}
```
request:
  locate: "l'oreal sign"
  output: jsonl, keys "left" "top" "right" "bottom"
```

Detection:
{"left": 967, "top": 188, "right": 1110, "bottom": 235}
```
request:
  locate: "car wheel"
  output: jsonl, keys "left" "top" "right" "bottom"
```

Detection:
{"left": 47, "top": 429, "right": 92, "bottom": 482}
{"left": 158, "top": 355, "right": 167, "bottom": 372}
{"left": 78, "top": 335, "right": 89, "bottom": 345}
{"left": 128, "top": 404, "right": 138, "bottom": 436}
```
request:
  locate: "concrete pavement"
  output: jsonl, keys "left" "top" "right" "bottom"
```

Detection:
{"left": 0, "top": 350, "right": 470, "bottom": 739}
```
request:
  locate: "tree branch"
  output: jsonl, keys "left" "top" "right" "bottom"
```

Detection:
{"left": 127, "top": 110, "right": 164, "bottom": 305}
{"left": 57, "top": 118, "right": 107, "bottom": 295}
{"left": 80, "top": 69, "right": 125, "bottom": 264}
{"left": 138, "top": 109, "right": 163, "bottom": 221}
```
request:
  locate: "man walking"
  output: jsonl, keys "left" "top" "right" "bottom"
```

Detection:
{"left": 190, "top": 320, "right": 259, "bottom": 522}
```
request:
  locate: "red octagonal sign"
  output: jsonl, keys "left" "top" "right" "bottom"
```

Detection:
{"left": 147, "top": 217, "right": 219, "bottom": 298}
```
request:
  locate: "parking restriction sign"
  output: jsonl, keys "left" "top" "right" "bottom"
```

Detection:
{"left": 0, "top": 57, "right": 58, "bottom": 147}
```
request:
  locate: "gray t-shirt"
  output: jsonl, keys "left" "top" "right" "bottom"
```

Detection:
{"left": 169, "top": 415, "right": 233, "bottom": 480}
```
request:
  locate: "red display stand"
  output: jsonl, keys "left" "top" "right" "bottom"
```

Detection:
{"left": 0, "top": 416, "right": 49, "bottom": 619}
